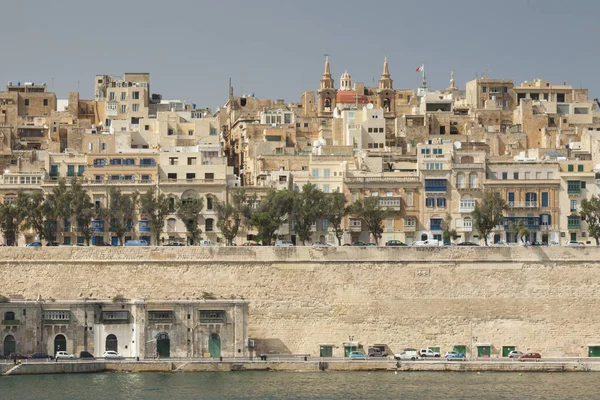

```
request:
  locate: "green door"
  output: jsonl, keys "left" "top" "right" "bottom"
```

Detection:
{"left": 157, "top": 333, "right": 170, "bottom": 358}
{"left": 344, "top": 345, "right": 357, "bottom": 357}
{"left": 320, "top": 346, "right": 333, "bottom": 357}
{"left": 502, "top": 346, "right": 516, "bottom": 357}
{"left": 453, "top": 345, "right": 467, "bottom": 355}
{"left": 54, "top": 334, "right": 67, "bottom": 355}
{"left": 3, "top": 335, "right": 16, "bottom": 356}
{"left": 589, "top": 346, "right": 600, "bottom": 357}
{"left": 477, "top": 346, "right": 491, "bottom": 357}
{"left": 208, "top": 333, "right": 221, "bottom": 358}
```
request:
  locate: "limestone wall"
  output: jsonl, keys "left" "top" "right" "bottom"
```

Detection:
{"left": 2, "top": 246, "right": 600, "bottom": 358}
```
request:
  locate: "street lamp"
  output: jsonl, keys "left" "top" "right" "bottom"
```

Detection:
{"left": 348, "top": 336, "right": 355, "bottom": 357}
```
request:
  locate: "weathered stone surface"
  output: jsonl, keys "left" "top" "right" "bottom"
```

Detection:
{"left": 2, "top": 247, "right": 600, "bottom": 357}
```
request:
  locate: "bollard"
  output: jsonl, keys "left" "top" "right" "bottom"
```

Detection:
{"left": 136, "top": 356, "right": 139, "bottom": 362}
{"left": 220, "top": 356, "right": 223, "bottom": 362}
{"left": 304, "top": 356, "right": 307, "bottom": 361}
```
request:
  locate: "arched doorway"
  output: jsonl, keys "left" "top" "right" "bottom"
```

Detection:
{"left": 54, "top": 334, "right": 67, "bottom": 355}
{"left": 156, "top": 332, "right": 170, "bottom": 358}
{"left": 3, "top": 335, "right": 16, "bottom": 356}
{"left": 106, "top": 334, "right": 118, "bottom": 352}
{"left": 208, "top": 333, "right": 221, "bottom": 358}
{"left": 421, "top": 233, "right": 428, "bottom": 241}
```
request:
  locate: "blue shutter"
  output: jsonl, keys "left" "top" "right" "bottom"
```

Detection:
{"left": 541, "top": 192, "right": 549, "bottom": 207}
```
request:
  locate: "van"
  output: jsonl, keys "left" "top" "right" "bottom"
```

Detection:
{"left": 413, "top": 239, "right": 441, "bottom": 247}
{"left": 125, "top": 240, "right": 149, "bottom": 246}
{"left": 274, "top": 240, "right": 294, "bottom": 247}
{"left": 394, "top": 348, "right": 419, "bottom": 361}
{"left": 198, "top": 240, "right": 217, "bottom": 246}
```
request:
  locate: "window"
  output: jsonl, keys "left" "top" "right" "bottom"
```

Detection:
{"left": 205, "top": 173, "right": 214, "bottom": 181}
{"left": 168, "top": 157, "right": 177, "bottom": 166}
{"left": 437, "top": 197, "right": 446, "bottom": 208}
{"left": 426, "top": 162, "right": 443, "bottom": 170}
{"left": 432, "top": 148, "right": 442, "bottom": 155}
{"left": 578, "top": 165, "right": 584, "bottom": 172}
{"left": 43, "top": 99, "right": 48, "bottom": 106}
{"left": 199, "top": 310, "right": 225, "bottom": 323}
{"left": 186, "top": 173, "right": 196, "bottom": 180}
{"left": 426, "top": 198, "right": 435, "bottom": 208}
{"left": 121, "top": 92, "right": 126, "bottom": 100}
{"left": 101, "top": 311, "right": 129, "bottom": 322}
{"left": 132, "top": 91, "right": 140, "bottom": 100}
{"left": 78, "top": 165, "right": 85, "bottom": 176}
{"left": 424, "top": 179, "right": 446, "bottom": 192}
{"left": 406, "top": 192, "right": 413, "bottom": 207}
{"left": 4, "top": 311, "right": 15, "bottom": 321}
{"left": 167, "top": 173, "right": 177, "bottom": 180}
{"left": 132, "top": 104, "right": 140, "bottom": 112}
{"left": 322, "top": 219, "right": 328, "bottom": 231}
{"left": 43, "top": 311, "right": 70, "bottom": 321}
{"left": 460, "top": 199, "right": 475, "bottom": 212}
{"left": 120, "top": 104, "right": 126, "bottom": 113}
{"left": 312, "top": 169, "right": 319, "bottom": 178}
{"left": 430, "top": 218, "right": 443, "bottom": 231}
{"left": 67, "top": 165, "right": 75, "bottom": 177}
{"left": 502, "top": 172, "right": 508, "bottom": 180}
{"left": 568, "top": 165, "right": 574, "bottom": 172}
{"left": 148, "top": 311, "right": 173, "bottom": 322}
{"left": 541, "top": 192, "right": 549, "bottom": 207}
{"left": 210, "top": 127, "right": 217, "bottom": 136}
{"left": 405, "top": 218, "right": 416, "bottom": 227}
{"left": 205, "top": 218, "right": 214, "bottom": 232}
{"left": 24, "top": 99, "right": 29, "bottom": 106}
{"left": 571, "top": 200, "right": 577, "bottom": 212}
{"left": 463, "top": 218, "right": 472, "bottom": 228}
{"left": 323, "top": 169, "right": 330, "bottom": 177}
{"left": 581, "top": 181, "right": 586, "bottom": 189}
{"left": 482, "top": 86, "right": 487, "bottom": 93}
{"left": 187, "top": 157, "right": 196, "bottom": 165}
{"left": 168, "top": 129, "right": 174, "bottom": 136}
{"left": 513, "top": 172, "right": 518, "bottom": 180}
{"left": 567, "top": 180, "right": 581, "bottom": 194}
{"left": 568, "top": 216, "right": 581, "bottom": 229}
{"left": 323, "top": 184, "right": 330, "bottom": 193}
{"left": 206, "top": 197, "right": 213, "bottom": 210}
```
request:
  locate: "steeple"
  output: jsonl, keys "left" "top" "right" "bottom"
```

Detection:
{"left": 378, "top": 57, "right": 393, "bottom": 90}
{"left": 320, "top": 55, "right": 334, "bottom": 90}
{"left": 449, "top": 70, "right": 456, "bottom": 90}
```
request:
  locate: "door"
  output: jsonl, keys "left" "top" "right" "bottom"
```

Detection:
{"left": 157, "top": 333, "right": 170, "bottom": 358}
{"left": 54, "top": 334, "right": 67, "bottom": 355}
{"left": 508, "top": 192, "right": 515, "bottom": 206}
{"left": 571, "top": 233, "right": 577, "bottom": 242}
{"left": 106, "top": 334, "right": 118, "bottom": 352}
{"left": 208, "top": 333, "right": 221, "bottom": 358}
{"left": 111, "top": 237, "right": 119, "bottom": 246}
{"left": 502, "top": 346, "right": 516, "bottom": 357}
{"left": 344, "top": 345, "right": 357, "bottom": 357}
{"left": 320, "top": 346, "right": 333, "bottom": 357}
{"left": 3, "top": 335, "right": 16, "bottom": 356}
{"left": 589, "top": 346, "right": 600, "bottom": 357}
{"left": 477, "top": 346, "right": 491, "bottom": 357}
{"left": 453, "top": 345, "right": 467, "bottom": 355}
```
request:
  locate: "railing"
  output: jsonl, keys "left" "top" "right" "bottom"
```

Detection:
{"left": 1, "top": 320, "right": 20, "bottom": 325}
{"left": 345, "top": 176, "right": 420, "bottom": 183}
{"left": 568, "top": 223, "right": 581, "bottom": 230}
{"left": 378, "top": 198, "right": 401, "bottom": 208}
{"left": 452, "top": 163, "right": 483, "bottom": 169}
{"left": 456, "top": 183, "right": 481, "bottom": 190}
{"left": 508, "top": 201, "right": 539, "bottom": 208}
{"left": 85, "top": 180, "right": 154, "bottom": 185}
{"left": 459, "top": 206, "right": 475, "bottom": 213}
{"left": 162, "top": 179, "right": 226, "bottom": 185}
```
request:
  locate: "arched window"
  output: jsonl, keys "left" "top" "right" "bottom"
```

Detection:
{"left": 106, "top": 334, "right": 118, "bottom": 352}
{"left": 168, "top": 196, "right": 176, "bottom": 212}
{"left": 206, "top": 195, "right": 214, "bottom": 210}
{"left": 4, "top": 311, "right": 15, "bottom": 321}
{"left": 205, "top": 218, "right": 214, "bottom": 232}
{"left": 383, "top": 98, "right": 390, "bottom": 112}
{"left": 469, "top": 173, "right": 478, "bottom": 188}
{"left": 456, "top": 173, "right": 465, "bottom": 189}
{"left": 167, "top": 218, "right": 177, "bottom": 233}
{"left": 324, "top": 98, "right": 331, "bottom": 111}
{"left": 181, "top": 190, "right": 198, "bottom": 206}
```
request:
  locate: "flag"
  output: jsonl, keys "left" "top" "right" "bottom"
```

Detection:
{"left": 415, "top": 65, "right": 423, "bottom": 72}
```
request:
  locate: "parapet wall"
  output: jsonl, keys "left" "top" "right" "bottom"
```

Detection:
{"left": 2, "top": 246, "right": 600, "bottom": 357}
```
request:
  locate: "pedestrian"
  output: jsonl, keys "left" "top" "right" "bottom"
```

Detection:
{"left": 13, "top": 357, "right": 16, "bottom": 366}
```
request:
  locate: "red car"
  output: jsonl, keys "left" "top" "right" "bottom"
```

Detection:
{"left": 519, "top": 352, "right": 541, "bottom": 360}
{"left": 8, "top": 352, "right": 28, "bottom": 360}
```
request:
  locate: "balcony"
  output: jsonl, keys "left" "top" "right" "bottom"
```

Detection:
{"left": 345, "top": 176, "right": 419, "bottom": 184}
{"left": 453, "top": 163, "right": 484, "bottom": 170}
{"left": 403, "top": 224, "right": 416, "bottom": 232}
{"left": 1, "top": 319, "right": 20, "bottom": 326}
{"left": 378, "top": 197, "right": 401, "bottom": 210}
{"left": 161, "top": 178, "right": 226, "bottom": 185}
{"left": 459, "top": 225, "right": 473, "bottom": 232}
{"left": 84, "top": 179, "right": 154, "bottom": 185}
{"left": 508, "top": 201, "right": 539, "bottom": 209}
{"left": 456, "top": 183, "right": 481, "bottom": 190}
{"left": 349, "top": 223, "right": 362, "bottom": 232}
{"left": 43, "top": 311, "right": 70, "bottom": 324}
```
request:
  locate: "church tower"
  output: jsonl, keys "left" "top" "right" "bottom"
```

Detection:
{"left": 377, "top": 57, "right": 395, "bottom": 114}
{"left": 318, "top": 56, "right": 337, "bottom": 116}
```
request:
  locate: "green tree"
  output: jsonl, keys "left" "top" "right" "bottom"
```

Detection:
{"left": 471, "top": 191, "right": 507, "bottom": 246}
{"left": 215, "top": 188, "right": 247, "bottom": 246}
{"left": 102, "top": 187, "right": 138, "bottom": 246}
{"left": 322, "top": 191, "right": 348, "bottom": 246}
{"left": 292, "top": 183, "right": 326, "bottom": 245}
{"left": 70, "top": 178, "right": 95, "bottom": 245}
{"left": 581, "top": 197, "right": 600, "bottom": 245}
{"left": 441, "top": 214, "right": 458, "bottom": 245}
{"left": 514, "top": 220, "right": 530, "bottom": 245}
{"left": 250, "top": 189, "right": 295, "bottom": 245}
{"left": 176, "top": 197, "right": 204, "bottom": 245}
{"left": 350, "top": 196, "right": 386, "bottom": 245}
{"left": 22, "top": 191, "right": 47, "bottom": 241}
{"left": 45, "top": 178, "right": 73, "bottom": 240}
{"left": 140, "top": 190, "right": 171, "bottom": 245}
{"left": 0, "top": 191, "right": 29, "bottom": 246}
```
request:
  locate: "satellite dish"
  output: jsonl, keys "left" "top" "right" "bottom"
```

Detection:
{"left": 453, "top": 142, "right": 462, "bottom": 149}
{"left": 366, "top": 103, "right": 374, "bottom": 110}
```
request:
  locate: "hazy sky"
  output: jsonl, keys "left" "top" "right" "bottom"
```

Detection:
{"left": 2, "top": 0, "right": 599, "bottom": 110}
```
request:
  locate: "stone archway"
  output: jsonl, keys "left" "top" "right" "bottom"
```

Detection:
{"left": 54, "top": 334, "right": 67, "bottom": 355}
{"left": 106, "top": 334, "right": 118, "bottom": 352}
{"left": 156, "top": 332, "right": 170, "bottom": 358}
{"left": 3, "top": 334, "right": 16, "bottom": 356}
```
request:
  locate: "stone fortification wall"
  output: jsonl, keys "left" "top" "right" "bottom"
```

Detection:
{"left": 2, "top": 246, "right": 600, "bottom": 357}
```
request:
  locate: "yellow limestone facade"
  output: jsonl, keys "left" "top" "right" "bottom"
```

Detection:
{"left": 2, "top": 247, "right": 600, "bottom": 358}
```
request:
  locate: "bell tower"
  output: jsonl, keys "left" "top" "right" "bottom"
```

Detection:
{"left": 318, "top": 55, "right": 337, "bottom": 116}
{"left": 377, "top": 57, "right": 395, "bottom": 115}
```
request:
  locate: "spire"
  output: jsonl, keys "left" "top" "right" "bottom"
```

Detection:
{"left": 382, "top": 57, "right": 390, "bottom": 78}
{"left": 378, "top": 57, "right": 393, "bottom": 90}
{"left": 320, "top": 54, "right": 334, "bottom": 90}
{"left": 449, "top": 70, "right": 456, "bottom": 90}
{"left": 323, "top": 55, "right": 331, "bottom": 77}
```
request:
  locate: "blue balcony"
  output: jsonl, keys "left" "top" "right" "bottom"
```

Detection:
{"left": 424, "top": 179, "right": 447, "bottom": 193}
{"left": 139, "top": 220, "right": 151, "bottom": 233}
{"left": 91, "top": 220, "right": 104, "bottom": 233}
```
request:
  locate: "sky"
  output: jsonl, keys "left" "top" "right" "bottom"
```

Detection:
{"left": 1, "top": 0, "right": 599, "bottom": 111}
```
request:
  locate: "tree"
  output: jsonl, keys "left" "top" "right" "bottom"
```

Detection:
{"left": 42, "top": 178, "right": 72, "bottom": 242}
{"left": 22, "top": 191, "right": 46, "bottom": 241}
{"left": 322, "top": 191, "right": 348, "bottom": 246}
{"left": 140, "top": 190, "right": 171, "bottom": 245}
{"left": 102, "top": 187, "right": 138, "bottom": 246}
{"left": 176, "top": 197, "right": 204, "bottom": 245}
{"left": 70, "top": 178, "right": 95, "bottom": 245}
{"left": 0, "top": 191, "right": 28, "bottom": 246}
{"left": 514, "top": 220, "right": 529, "bottom": 245}
{"left": 581, "top": 197, "right": 600, "bottom": 245}
{"left": 350, "top": 196, "right": 386, "bottom": 245}
{"left": 441, "top": 214, "right": 458, "bottom": 245}
{"left": 215, "top": 188, "right": 247, "bottom": 246}
{"left": 250, "top": 190, "right": 295, "bottom": 245}
{"left": 292, "top": 183, "right": 325, "bottom": 245}
{"left": 471, "top": 191, "right": 507, "bottom": 246}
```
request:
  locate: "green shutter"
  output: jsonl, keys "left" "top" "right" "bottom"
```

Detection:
{"left": 453, "top": 345, "right": 467, "bottom": 355}
{"left": 477, "top": 346, "right": 491, "bottom": 357}
{"left": 502, "top": 346, "right": 516, "bottom": 357}
{"left": 589, "top": 346, "right": 600, "bottom": 357}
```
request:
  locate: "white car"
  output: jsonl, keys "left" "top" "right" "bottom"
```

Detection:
{"left": 507, "top": 350, "right": 523, "bottom": 358}
{"left": 565, "top": 241, "right": 585, "bottom": 247}
{"left": 55, "top": 351, "right": 74, "bottom": 359}
{"left": 274, "top": 240, "right": 294, "bottom": 247}
{"left": 413, "top": 239, "right": 440, "bottom": 247}
{"left": 312, "top": 242, "right": 331, "bottom": 247}
{"left": 103, "top": 350, "right": 123, "bottom": 359}
{"left": 394, "top": 349, "right": 419, "bottom": 361}
{"left": 198, "top": 240, "right": 217, "bottom": 246}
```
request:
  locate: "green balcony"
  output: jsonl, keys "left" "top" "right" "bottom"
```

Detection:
{"left": 568, "top": 223, "right": 581, "bottom": 230}
{"left": 2, "top": 319, "right": 20, "bottom": 325}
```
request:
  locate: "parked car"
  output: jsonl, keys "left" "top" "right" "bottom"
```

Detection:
{"left": 348, "top": 351, "right": 368, "bottom": 359}
{"left": 566, "top": 241, "right": 585, "bottom": 247}
{"left": 46, "top": 241, "right": 60, "bottom": 246}
{"left": 9, "top": 352, "right": 29, "bottom": 360}
{"left": 367, "top": 347, "right": 388, "bottom": 357}
{"left": 95, "top": 242, "right": 112, "bottom": 246}
{"left": 367, "top": 242, "right": 377, "bottom": 246}
{"left": 274, "top": 240, "right": 294, "bottom": 247}
{"left": 457, "top": 242, "right": 479, "bottom": 246}
{"left": 125, "top": 240, "right": 149, "bottom": 247}
{"left": 79, "top": 351, "right": 95, "bottom": 359}
{"left": 394, "top": 348, "right": 419, "bottom": 361}
{"left": 385, "top": 240, "right": 407, "bottom": 247}
{"left": 414, "top": 240, "right": 441, "bottom": 247}
{"left": 312, "top": 242, "right": 331, "bottom": 247}
{"left": 164, "top": 242, "right": 185, "bottom": 247}
{"left": 55, "top": 351, "right": 74, "bottom": 360}
{"left": 444, "top": 351, "right": 467, "bottom": 361}
{"left": 532, "top": 241, "right": 547, "bottom": 246}
{"left": 351, "top": 241, "right": 368, "bottom": 246}
{"left": 26, "top": 242, "right": 42, "bottom": 247}
{"left": 29, "top": 352, "right": 54, "bottom": 360}
{"left": 507, "top": 350, "right": 524, "bottom": 358}
{"left": 493, "top": 241, "right": 509, "bottom": 247}
{"left": 198, "top": 240, "right": 217, "bottom": 246}
{"left": 243, "top": 241, "right": 261, "bottom": 246}
{"left": 549, "top": 241, "right": 560, "bottom": 246}
{"left": 419, "top": 348, "right": 441, "bottom": 358}
{"left": 102, "top": 351, "right": 123, "bottom": 359}
{"left": 519, "top": 352, "right": 541, "bottom": 360}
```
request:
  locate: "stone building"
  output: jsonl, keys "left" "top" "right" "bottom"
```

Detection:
{"left": 0, "top": 299, "right": 249, "bottom": 359}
